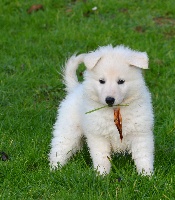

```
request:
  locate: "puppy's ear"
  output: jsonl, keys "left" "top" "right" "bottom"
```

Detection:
{"left": 128, "top": 51, "right": 149, "bottom": 69}
{"left": 83, "top": 52, "right": 101, "bottom": 70}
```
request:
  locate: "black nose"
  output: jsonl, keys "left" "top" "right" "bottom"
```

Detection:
{"left": 105, "top": 97, "right": 115, "bottom": 106}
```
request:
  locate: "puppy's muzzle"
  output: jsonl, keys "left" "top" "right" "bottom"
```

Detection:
{"left": 105, "top": 96, "right": 115, "bottom": 107}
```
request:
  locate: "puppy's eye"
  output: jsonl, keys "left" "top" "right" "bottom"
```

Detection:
{"left": 99, "top": 79, "right": 105, "bottom": 84}
{"left": 118, "top": 79, "right": 125, "bottom": 84}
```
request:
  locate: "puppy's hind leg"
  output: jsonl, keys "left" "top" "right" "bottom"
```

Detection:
{"left": 49, "top": 126, "right": 82, "bottom": 170}
{"left": 49, "top": 108, "right": 82, "bottom": 170}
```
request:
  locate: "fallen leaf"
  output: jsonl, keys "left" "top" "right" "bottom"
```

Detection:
{"left": 27, "top": 4, "right": 44, "bottom": 14}
{"left": 114, "top": 108, "right": 123, "bottom": 141}
{"left": 153, "top": 16, "right": 175, "bottom": 26}
{"left": 0, "top": 152, "right": 9, "bottom": 161}
{"left": 118, "top": 8, "right": 128, "bottom": 13}
{"left": 135, "top": 26, "right": 145, "bottom": 33}
{"left": 66, "top": 8, "right": 73, "bottom": 13}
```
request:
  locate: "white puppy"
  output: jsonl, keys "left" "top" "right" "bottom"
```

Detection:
{"left": 49, "top": 45, "right": 154, "bottom": 175}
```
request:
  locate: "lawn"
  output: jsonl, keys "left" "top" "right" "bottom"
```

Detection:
{"left": 0, "top": 0, "right": 175, "bottom": 199}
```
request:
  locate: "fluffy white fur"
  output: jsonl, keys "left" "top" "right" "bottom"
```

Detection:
{"left": 49, "top": 45, "right": 154, "bottom": 175}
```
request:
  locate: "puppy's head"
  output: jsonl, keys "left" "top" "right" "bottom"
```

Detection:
{"left": 82, "top": 45, "right": 149, "bottom": 106}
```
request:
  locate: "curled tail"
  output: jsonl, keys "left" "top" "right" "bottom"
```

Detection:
{"left": 63, "top": 54, "right": 85, "bottom": 93}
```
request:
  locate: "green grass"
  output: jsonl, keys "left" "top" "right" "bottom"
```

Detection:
{"left": 0, "top": 0, "right": 175, "bottom": 199}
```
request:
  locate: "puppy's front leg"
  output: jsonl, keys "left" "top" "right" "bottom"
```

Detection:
{"left": 86, "top": 135, "right": 111, "bottom": 175}
{"left": 131, "top": 134, "right": 154, "bottom": 175}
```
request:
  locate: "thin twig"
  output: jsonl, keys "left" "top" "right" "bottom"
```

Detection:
{"left": 85, "top": 104, "right": 129, "bottom": 114}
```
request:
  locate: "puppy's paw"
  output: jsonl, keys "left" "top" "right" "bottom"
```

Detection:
{"left": 49, "top": 162, "right": 59, "bottom": 171}
{"left": 135, "top": 158, "right": 154, "bottom": 176}
{"left": 50, "top": 161, "right": 64, "bottom": 172}
{"left": 95, "top": 165, "right": 109, "bottom": 176}
{"left": 138, "top": 168, "right": 154, "bottom": 176}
